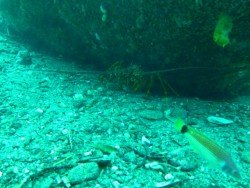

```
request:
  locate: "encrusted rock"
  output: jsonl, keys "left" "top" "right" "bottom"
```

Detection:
{"left": 72, "top": 93, "right": 85, "bottom": 108}
{"left": 167, "top": 148, "right": 198, "bottom": 172}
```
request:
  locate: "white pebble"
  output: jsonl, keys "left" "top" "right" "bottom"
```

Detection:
{"left": 111, "top": 166, "right": 119, "bottom": 171}
{"left": 145, "top": 162, "right": 164, "bottom": 171}
{"left": 164, "top": 173, "right": 174, "bottom": 181}
{"left": 112, "top": 181, "right": 120, "bottom": 188}
{"left": 13, "top": 166, "right": 19, "bottom": 173}
{"left": 84, "top": 150, "right": 93, "bottom": 156}
{"left": 36, "top": 108, "right": 44, "bottom": 114}
{"left": 61, "top": 129, "right": 69, "bottom": 135}
{"left": 24, "top": 168, "right": 30, "bottom": 173}
{"left": 73, "top": 93, "right": 84, "bottom": 101}
{"left": 141, "top": 135, "right": 151, "bottom": 146}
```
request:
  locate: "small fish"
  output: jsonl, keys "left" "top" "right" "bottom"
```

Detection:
{"left": 174, "top": 119, "right": 240, "bottom": 178}
{"left": 213, "top": 13, "right": 233, "bottom": 47}
{"left": 93, "top": 143, "right": 118, "bottom": 154}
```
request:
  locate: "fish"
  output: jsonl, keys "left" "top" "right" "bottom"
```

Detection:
{"left": 174, "top": 119, "right": 240, "bottom": 178}
{"left": 93, "top": 143, "right": 118, "bottom": 154}
{"left": 213, "top": 13, "right": 233, "bottom": 47}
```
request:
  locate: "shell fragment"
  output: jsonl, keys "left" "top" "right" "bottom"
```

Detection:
{"left": 207, "top": 116, "right": 234, "bottom": 125}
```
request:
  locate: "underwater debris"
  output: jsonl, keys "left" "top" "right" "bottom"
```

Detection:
{"left": 174, "top": 119, "right": 240, "bottom": 178}
{"left": 213, "top": 13, "right": 233, "bottom": 47}
{"left": 145, "top": 161, "right": 165, "bottom": 172}
{"left": 207, "top": 116, "right": 234, "bottom": 125}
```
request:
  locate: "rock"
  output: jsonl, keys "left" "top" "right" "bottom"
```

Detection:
{"left": 167, "top": 148, "right": 198, "bottom": 172}
{"left": 67, "top": 162, "right": 100, "bottom": 184}
{"left": 1, "top": 1, "right": 249, "bottom": 97}
{"left": 15, "top": 50, "right": 32, "bottom": 65}
{"left": 123, "top": 151, "right": 137, "bottom": 164}
{"left": 72, "top": 93, "right": 85, "bottom": 108}
{"left": 139, "top": 110, "right": 163, "bottom": 120}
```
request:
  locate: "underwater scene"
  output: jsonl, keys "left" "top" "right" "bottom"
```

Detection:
{"left": 0, "top": 0, "right": 249, "bottom": 187}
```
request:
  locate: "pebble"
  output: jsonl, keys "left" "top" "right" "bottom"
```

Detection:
{"left": 111, "top": 166, "right": 119, "bottom": 171}
{"left": 15, "top": 50, "right": 32, "bottom": 65}
{"left": 36, "top": 108, "right": 44, "bottom": 114}
{"left": 112, "top": 180, "right": 121, "bottom": 188}
{"left": 72, "top": 93, "right": 85, "bottom": 108}
{"left": 164, "top": 173, "right": 174, "bottom": 181}
{"left": 67, "top": 162, "right": 100, "bottom": 184}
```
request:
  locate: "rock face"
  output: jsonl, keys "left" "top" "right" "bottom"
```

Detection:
{"left": 0, "top": 0, "right": 249, "bottom": 98}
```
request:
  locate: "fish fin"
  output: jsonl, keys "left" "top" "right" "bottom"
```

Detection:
{"left": 174, "top": 118, "right": 185, "bottom": 132}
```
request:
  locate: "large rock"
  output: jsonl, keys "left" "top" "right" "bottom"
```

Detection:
{"left": 0, "top": 0, "right": 249, "bottom": 98}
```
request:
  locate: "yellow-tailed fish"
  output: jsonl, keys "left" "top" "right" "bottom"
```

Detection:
{"left": 213, "top": 13, "right": 233, "bottom": 47}
{"left": 174, "top": 119, "right": 240, "bottom": 178}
